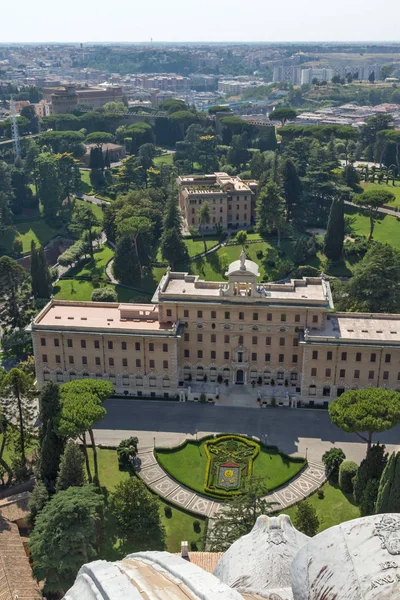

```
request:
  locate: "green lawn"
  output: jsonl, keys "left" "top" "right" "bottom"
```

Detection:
{"left": 67, "top": 245, "right": 114, "bottom": 279}
{"left": 79, "top": 169, "right": 95, "bottom": 195}
{"left": 156, "top": 439, "right": 305, "bottom": 498}
{"left": 88, "top": 448, "right": 205, "bottom": 556}
{"left": 53, "top": 279, "right": 151, "bottom": 303}
{"left": 345, "top": 205, "right": 400, "bottom": 249}
{"left": 282, "top": 481, "right": 360, "bottom": 533}
{"left": 0, "top": 434, "right": 38, "bottom": 468}
{"left": 361, "top": 181, "right": 400, "bottom": 208}
{"left": 154, "top": 153, "right": 174, "bottom": 166}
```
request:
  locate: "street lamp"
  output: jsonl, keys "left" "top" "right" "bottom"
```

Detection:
{"left": 305, "top": 447, "right": 308, "bottom": 461}
{"left": 153, "top": 436, "right": 156, "bottom": 449}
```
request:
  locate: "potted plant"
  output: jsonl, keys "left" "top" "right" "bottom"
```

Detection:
{"left": 257, "top": 376, "right": 262, "bottom": 385}
{"left": 284, "top": 379, "right": 289, "bottom": 387}
{"left": 203, "top": 374, "right": 207, "bottom": 382}
{"left": 217, "top": 374, "right": 223, "bottom": 384}
{"left": 271, "top": 378, "right": 275, "bottom": 386}
{"left": 188, "top": 373, "right": 192, "bottom": 382}
{"left": 199, "top": 393, "right": 206, "bottom": 403}
{"left": 271, "top": 396, "right": 276, "bottom": 406}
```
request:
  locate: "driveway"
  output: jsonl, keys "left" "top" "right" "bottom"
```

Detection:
{"left": 93, "top": 399, "right": 400, "bottom": 464}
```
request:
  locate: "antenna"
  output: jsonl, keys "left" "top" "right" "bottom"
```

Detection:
{"left": 10, "top": 95, "right": 21, "bottom": 159}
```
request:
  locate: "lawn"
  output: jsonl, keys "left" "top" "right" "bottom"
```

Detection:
{"left": 345, "top": 205, "right": 400, "bottom": 249}
{"left": 154, "top": 153, "right": 174, "bottom": 166}
{"left": 361, "top": 181, "right": 400, "bottom": 208}
{"left": 53, "top": 279, "right": 152, "bottom": 303}
{"left": 282, "top": 481, "right": 360, "bottom": 533}
{"left": 88, "top": 447, "right": 205, "bottom": 556}
{"left": 79, "top": 169, "right": 95, "bottom": 195}
{"left": 0, "top": 434, "right": 38, "bottom": 468}
{"left": 67, "top": 244, "right": 114, "bottom": 279}
{"left": 156, "top": 438, "right": 305, "bottom": 498}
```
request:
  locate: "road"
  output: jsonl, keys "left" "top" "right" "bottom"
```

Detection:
{"left": 93, "top": 399, "right": 400, "bottom": 464}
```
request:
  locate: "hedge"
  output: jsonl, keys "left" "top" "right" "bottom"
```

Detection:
{"left": 339, "top": 460, "right": 358, "bottom": 494}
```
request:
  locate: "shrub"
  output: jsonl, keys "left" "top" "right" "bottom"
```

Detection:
{"left": 13, "top": 239, "right": 23, "bottom": 255}
{"left": 91, "top": 286, "right": 118, "bottom": 302}
{"left": 164, "top": 505, "right": 172, "bottom": 518}
{"left": 49, "top": 266, "right": 58, "bottom": 282}
{"left": 190, "top": 541, "right": 198, "bottom": 551}
{"left": 117, "top": 437, "right": 139, "bottom": 471}
{"left": 322, "top": 448, "right": 346, "bottom": 482}
{"left": 199, "top": 393, "right": 206, "bottom": 403}
{"left": 317, "top": 488, "right": 325, "bottom": 499}
{"left": 294, "top": 500, "right": 319, "bottom": 536}
{"left": 193, "top": 520, "right": 201, "bottom": 533}
{"left": 339, "top": 460, "right": 358, "bottom": 493}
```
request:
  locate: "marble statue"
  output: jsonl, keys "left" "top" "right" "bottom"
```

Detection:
{"left": 63, "top": 514, "right": 400, "bottom": 599}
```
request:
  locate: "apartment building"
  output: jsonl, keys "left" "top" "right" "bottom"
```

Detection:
{"left": 178, "top": 172, "right": 257, "bottom": 232}
{"left": 30, "top": 253, "right": 400, "bottom": 406}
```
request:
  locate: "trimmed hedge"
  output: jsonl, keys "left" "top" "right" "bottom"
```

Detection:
{"left": 339, "top": 460, "right": 358, "bottom": 494}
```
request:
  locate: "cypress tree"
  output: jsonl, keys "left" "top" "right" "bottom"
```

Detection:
{"left": 38, "top": 383, "right": 65, "bottom": 493}
{"left": 56, "top": 440, "right": 86, "bottom": 492}
{"left": 375, "top": 451, "right": 400, "bottom": 513}
{"left": 113, "top": 236, "right": 140, "bottom": 286}
{"left": 30, "top": 240, "right": 39, "bottom": 297}
{"left": 37, "top": 246, "right": 52, "bottom": 298}
{"left": 160, "top": 194, "right": 187, "bottom": 268}
{"left": 281, "top": 158, "right": 301, "bottom": 219}
{"left": 324, "top": 196, "right": 344, "bottom": 261}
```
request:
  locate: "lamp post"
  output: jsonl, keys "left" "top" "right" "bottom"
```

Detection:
{"left": 153, "top": 436, "right": 156, "bottom": 449}
{"left": 306, "top": 447, "right": 308, "bottom": 461}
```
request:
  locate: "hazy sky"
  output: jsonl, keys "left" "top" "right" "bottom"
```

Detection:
{"left": 1, "top": 0, "right": 399, "bottom": 43}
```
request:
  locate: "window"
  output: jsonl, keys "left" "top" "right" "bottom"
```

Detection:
{"left": 211, "top": 334, "right": 216, "bottom": 343}
{"left": 68, "top": 356, "right": 74, "bottom": 364}
{"left": 211, "top": 311, "right": 216, "bottom": 319}
{"left": 293, "top": 339, "right": 299, "bottom": 347}
{"left": 266, "top": 336, "right": 271, "bottom": 346}
{"left": 354, "top": 369, "right": 360, "bottom": 379}
{"left": 54, "top": 338, "right": 60, "bottom": 347}
{"left": 184, "top": 349, "right": 189, "bottom": 358}
{"left": 339, "top": 369, "right": 346, "bottom": 378}
{"left": 197, "top": 310, "right": 203, "bottom": 318}
{"left": 323, "top": 387, "right": 331, "bottom": 397}
{"left": 149, "top": 343, "right": 154, "bottom": 352}
{"left": 369, "top": 370, "right": 375, "bottom": 379}
{"left": 67, "top": 339, "right": 73, "bottom": 348}
{"left": 252, "top": 336, "right": 258, "bottom": 345}
{"left": 370, "top": 353, "right": 376, "bottom": 362}
{"left": 40, "top": 337, "right": 46, "bottom": 346}
{"left": 166, "top": 309, "right": 172, "bottom": 317}
{"left": 341, "top": 352, "right": 347, "bottom": 361}
{"left": 211, "top": 350, "right": 216, "bottom": 359}
{"left": 149, "top": 377, "right": 156, "bottom": 388}
{"left": 277, "top": 371, "right": 284, "bottom": 381}
{"left": 95, "top": 357, "right": 100, "bottom": 366}
{"left": 163, "top": 360, "right": 168, "bottom": 369}
{"left": 279, "top": 337, "right": 285, "bottom": 346}
{"left": 135, "top": 342, "right": 140, "bottom": 351}
{"left": 265, "top": 353, "right": 271, "bottom": 362}
{"left": 292, "top": 355, "right": 298, "bottom": 363}
{"left": 225, "top": 311, "right": 230, "bottom": 319}
{"left": 163, "top": 343, "right": 168, "bottom": 353}
{"left": 312, "top": 350, "right": 318, "bottom": 360}
{"left": 253, "top": 312, "right": 258, "bottom": 321}
{"left": 385, "top": 354, "right": 391, "bottom": 363}
{"left": 184, "top": 333, "right": 189, "bottom": 342}
{"left": 122, "top": 341, "right": 127, "bottom": 350}
{"left": 309, "top": 385, "right": 317, "bottom": 396}
{"left": 311, "top": 368, "right": 317, "bottom": 377}
{"left": 108, "top": 341, "right": 113, "bottom": 350}
{"left": 122, "top": 358, "right": 128, "bottom": 367}
{"left": 81, "top": 340, "right": 86, "bottom": 348}
{"left": 325, "top": 368, "right": 331, "bottom": 377}
{"left": 327, "top": 351, "right": 332, "bottom": 360}
{"left": 267, "top": 313, "right": 272, "bottom": 321}
{"left": 184, "top": 310, "right": 189, "bottom": 318}
{"left": 94, "top": 340, "right": 100, "bottom": 349}
{"left": 239, "top": 335, "right": 243, "bottom": 344}
{"left": 136, "top": 359, "right": 141, "bottom": 368}
{"left": 109, "top": 357, "right": 114, "bottom": 367}
{"left": 197, "top": 334, "right": 203, "bottom": 342}
{"left": 56, "top": 355, "right": 61, "bottom": 364}
{"left": 197, "top": 350, "right": 203, "bottom": 359}
{"left": 82, "top": 356, "right": 87, "bottom": 365}
{"left": 295, "top": 314, "right": 300, "bottom": 323}
{"left": 356, "top": 352, "right": 362, "bottom": 362}
{"left": 279, "top": 354, "right": 284, "bottom": 363}
{"left": 149, "top": 359, "right": 155, "bottom": 368}
{"left": 337, "top": 388, "right": 345, "bottom": 397}
{"left": 252, "top": 353, "right": 257, "bottom": 361}
{"left": 224, "top": 352, "right": 230, "bottom": 360}
{"left": 281, "top": 314, "right": 286, "bottom": 322}
{"left": 383, "top": 371, "right": 389, "bottom": 380}
{"left": 239, "top": 312, "right": 244, "bottom": 320}
{"left": 224, "top": 335, "right": 230, "bottom": 343}
{"left": 290, "top": 372, "right": 298, "bottom": 381}
{"left": 123, "top": 376, "right": 129, "bottom": 387}
{"left": 312, "top": 315, "right": 318, "bottom": 324}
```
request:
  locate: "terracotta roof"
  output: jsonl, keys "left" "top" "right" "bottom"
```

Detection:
{"left": 174, "top": 552, "right": 224, "bottom": 573}
{"left": 0, "top": 492, "right": 30, "bottom": 523}
{"left": 0, "top": 517, "right": 41, "bottom": 599}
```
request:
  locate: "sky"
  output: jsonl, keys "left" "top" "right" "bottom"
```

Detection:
{"left": 1, "top": 0, "right": 399, "bottom": 43}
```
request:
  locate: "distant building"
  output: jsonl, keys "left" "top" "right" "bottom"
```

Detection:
{"left": 43, "top": 85, "right": 123, "bottom": 113}
{"left": 178, "top": 172, "right": 257, "bottom": 232}
{"left": 31, "top": 100, "right": 53, "bottom": 118}
{"left": 82, "top": 143, "right": 126, "bottom": 166}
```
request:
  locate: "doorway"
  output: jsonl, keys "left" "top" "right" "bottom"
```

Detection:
{"left": 236, "top": 369, "right": 244, "bottom": 384}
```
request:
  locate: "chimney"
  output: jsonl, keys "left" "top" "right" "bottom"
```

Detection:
{"left": 181, "top": 541, "right": 189, "bottom": 560}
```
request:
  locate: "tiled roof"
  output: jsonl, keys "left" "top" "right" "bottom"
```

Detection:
{"left": 0, "top": 492, "right": 30, "bottom": 523}
{"left": 174, "top": 552, "right": 224, "bottom": 573}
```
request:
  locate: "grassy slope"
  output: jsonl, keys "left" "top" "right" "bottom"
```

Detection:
{"left": 157, "top": 440, "right": 305, "bottom": 497}
{"left": 345, "top": 205, "right": 400, "bottom": 249}
{"left": 88, "top": 448, "right": 205, "bottom": 556}
{"left": 360, "top": 181, "right": 400, "bottom": 208}
{"left": 282, "top": 481, "right": 360, "bottom": 533}
{"left": 153, "top": 153, "right": 174, "bottom": 166}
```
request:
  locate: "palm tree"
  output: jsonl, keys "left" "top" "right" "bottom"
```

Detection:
{"left": 198, "top": 201, "right": 211, "bottom": 253}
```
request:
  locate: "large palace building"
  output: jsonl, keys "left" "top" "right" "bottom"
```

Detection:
{"left": 30, "top": 252, "right": 400, "bottom": 406}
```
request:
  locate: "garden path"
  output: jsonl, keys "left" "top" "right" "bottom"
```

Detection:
{"left": 136, "top": 446, "right": 326, "bottom": 517}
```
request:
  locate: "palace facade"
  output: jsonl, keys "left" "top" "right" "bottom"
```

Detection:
{"left": 30, "top": 252, "right": 400, "bottom": 406}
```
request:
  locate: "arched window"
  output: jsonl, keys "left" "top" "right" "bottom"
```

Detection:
{"left": 263, "top": 369, "right": 271, "bottom": 382}
{"left": 82, "top": 371, "right": 89, "bottom": 378}
{"left": 309, "top": 385, "right": 316, "bottom": 396}
{"left": 69, "top": 372, "right": 76, "bottom": 380}
{"left": 43, "top": 370, "right": 51, "bottom": 381}
{"left": 223, "top": 367, "right": 230, "bottom": 379}
{"left": 136, "top": 376, "right": 143, "bottom": 387}
{"left": 56, "top": 370, "right": 63, "bottom": 382}
{"left": 149, "top": 376, "right": 157, "bottom": 388}
{"left": 163, "top": 377, "right": 170, "bottom": 388}
{"left": 210, "top": 367, "right": 217, "bottom": 382}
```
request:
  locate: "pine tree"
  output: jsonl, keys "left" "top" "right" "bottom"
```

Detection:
{"left": 280, "top": 158, "right": 301, "bottom": 219}
{"left": 113, "top": 234, "right": 141, "bottom": 286}
{"left": 324, "top": 197, "right": 344, "bottom": 261}
{"left": 256, "top": 182, "right": 286, "bottom": 247}
{"left": 38, "top": 383, "right": 65, "bottom": 492}
{"left": 31, "top": 242, "right": 52, "bottom": 299}
{"left": 375, "top": 451, "right": 400, "bottom": 513}
{"left": 160, "top": 194, "right": 187, "bottom": 268}
{"left": 294, "top": 500, "right": 320, "bottom": 536}
{"left": 27, "top": 481, "right": 49, "bottom": 526}
{"left": 56, "top": 440, "right": 86, "bottom": 492}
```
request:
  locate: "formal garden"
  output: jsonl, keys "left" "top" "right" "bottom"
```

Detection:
{"left": 156, "top": 434, "right": 306, "bottom": 499}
